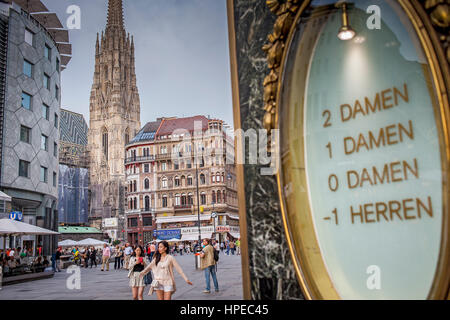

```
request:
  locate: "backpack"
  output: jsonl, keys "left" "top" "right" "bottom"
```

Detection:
{"left": 213, "top": 249, "right": 219, "bottom": 262}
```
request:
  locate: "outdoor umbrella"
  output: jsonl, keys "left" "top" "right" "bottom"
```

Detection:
{"left": 76, "top": 238, "right": 108, "bottom": 247}
{"left": 0, "top": 218, "right": 59, "bottom": 253}
{"left": 166, "top": 238, "right": 181, "bottom": 242}
{"left": 58, "top": 239, "right": 78, "bottom": 247}
{"left": 0, "top": 218, "right": 59, "bottom": 236}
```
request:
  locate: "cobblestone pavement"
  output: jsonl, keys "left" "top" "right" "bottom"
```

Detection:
{"left": 0, "top": 253, "right": 243, "bottom": 300}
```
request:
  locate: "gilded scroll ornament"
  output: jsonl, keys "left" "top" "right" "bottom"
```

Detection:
{"left": 262, "top": 0, "right": 303, "bottom": 132}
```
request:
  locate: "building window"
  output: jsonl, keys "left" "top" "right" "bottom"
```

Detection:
{"left": 40, "top": 166, "right": 48, "bottom": 183}
{"left": 162, "top": 196, "right": 168, "bottom": 208}
{"left": 143, "top": 217, "right": 152, "bottom": 226}
{"left": 223, "top": 191, "right": 226, "bottom": 203}
{"left": 181, "top": 194, "right": 186, "bottom": 206}
{"left": 200, "top": 174, "right": 206, "bottom": 185}
{"left": 20, "top": 126, "right": 31, "bottom": 143}
{"left": 53, "top": 172, "right": 57, "bottom": 187}
{"left": 217, "top": 191, "right": 222, "bottom": 203}
{"left": 134, "top": 197, "right": 137, "bottom": 210}
{"left": 212, "top": 173, "right": 216, "bottom": 183}
{"left": 54, "top": 142, "right": 58, "bottom": 157}
{"left": 44, "top": 45, "right": 51, "bottom": 61}
{"left": 145, "top": 196, "right": 150, "bottom": 211}
{"left": 56, "top": 57, "right": 60, "bottom": 73}
{"left": 102, "top": 130, "right": 108, "bottom": 159}
{"left": 200, "top": 193, "right": 206, "bottom": 205}
{"left": 187, "top": 176, "right": 193, "bottom": 186}
{"left": 54, "top": 114, "right": 58, "bottom": 128}
{"left": 43, "top": 73, "right": 50, "bottom": 90}
{"left": 128, "top": 218, "right": 138, "bottom": 228}
{"left": 21, "top": 92, "right": 32, "bottom": 110}
{"left": 133, "top": 180, "right": 137, "bottom": 192}
{"left": 23, "top": 60, "right": 33, "bottom": 77}
{"left": 161, "top": 178, "right": 168, "bottom": 188}
{"left": 25, "top": 29, "right": 33, "bottom": 46}
{"left": 55, "top": 85, "right": 59, "bottom": 100}
{"left": 187, "top": 193, "right": 193, "bottom": 205}
{"left": 212, "top": 191, "right": 216, "bottom": 204}
{"left": 144, "top": 179, "right": 149, "bottom": 190}
{"left": 174, "top": 177, "right": 180, "bottom": 187}
{"left": 161, "top": 162, "right": 167, "bottom": 171}
{"left": 175, "top": 194, "right": 180, "bottom": 206}
{"left": 41, "top": 134, "right": 48, "bottom": 151}
{"left": 42, "top": 104, "right": 49, "bottom": 120}
{"left": 125, "top": 130, "right": 129, "bottom": 145}
{"left": 19, "top": 160, "right": 30, "bottom": 178}
{"left": 144, "top": 164, "right": 149, "bottom": 173}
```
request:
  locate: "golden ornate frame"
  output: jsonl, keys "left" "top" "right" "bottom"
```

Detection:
{"left": 265, "top": 0, "right": 450, "bottom": 299}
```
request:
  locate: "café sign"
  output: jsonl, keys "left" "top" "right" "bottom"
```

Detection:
{"left": 273, "top": 0, "right": 450, "bottom": 299}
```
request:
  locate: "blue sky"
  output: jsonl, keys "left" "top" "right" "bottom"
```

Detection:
{"left": 42, "top": 0, "right": 233, "bottom": 129}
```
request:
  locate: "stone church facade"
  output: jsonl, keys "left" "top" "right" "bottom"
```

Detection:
{"left": 88, "top": 0, "right": 141, "bottom": 228}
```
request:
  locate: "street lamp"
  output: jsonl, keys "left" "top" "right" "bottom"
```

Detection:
{"left": 211, "top": 211, "right": 217, "bottom": 242}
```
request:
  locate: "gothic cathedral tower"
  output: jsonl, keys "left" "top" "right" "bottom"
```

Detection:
{"left": 88, "top": 0, "right": 141, "bottom": 226}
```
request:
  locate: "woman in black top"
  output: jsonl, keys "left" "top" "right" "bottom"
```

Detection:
{"left": 128, "top": 246, "right": 148, "bottom": 300}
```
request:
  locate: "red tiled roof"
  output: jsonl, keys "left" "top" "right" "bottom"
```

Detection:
{"left": 156, "top": 116, "right": 209, "bottom": 137}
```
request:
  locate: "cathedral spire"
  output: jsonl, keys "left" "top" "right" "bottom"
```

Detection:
{"left": 106, "top": 0, "right": 124, "bottom": 30}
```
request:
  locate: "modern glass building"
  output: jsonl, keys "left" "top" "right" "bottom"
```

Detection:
{"left": 0, "top": 0, "right": 71, "bottom": 255}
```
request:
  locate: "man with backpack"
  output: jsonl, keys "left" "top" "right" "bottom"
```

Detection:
{"left": 200, "top": 238, "right": 219, "bottom": 294}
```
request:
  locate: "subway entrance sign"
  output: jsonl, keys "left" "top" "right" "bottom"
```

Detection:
{"left": 275, "top": 0, "right": 450, "bottom": 299}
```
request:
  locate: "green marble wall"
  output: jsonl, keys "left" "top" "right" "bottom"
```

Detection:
{"left": 231, "top": 0, "right": 304, "bottom": 300}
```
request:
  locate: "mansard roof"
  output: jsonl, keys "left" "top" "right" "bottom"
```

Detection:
{"left": 129, "top": 120, "right": 162, "bottom": 145}
{"left": 156, "top": 115, "right": 209, "bottom": 137}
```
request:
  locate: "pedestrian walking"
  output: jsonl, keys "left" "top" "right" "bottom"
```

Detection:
{"left": 90, "top": 247, "right": 97, "bottom": 268}
{"left": 236, "top": 239, "right": 241, "bottom": 255}
{"left": 120, "top": 246, "right": 125, "bottom": 268}
{"left": 179, "top": 243, "right": 184, "bottom": 256}
{"left": 124, "top": 243, "right": 133, "bottom": 269}
{"left": 200, "top": 239, "right": 219, "bottom": 294}
{"left": 83, "top": 247, "right": 90, "bottom": 268}
{"left": 51, "top": 247, "right": 61, "bottom": 272}
{"left": 226, "top": 241, "right": 230, "bottom": 255}
{"left": 140, "top": 241, "right": 193, "bottom": 300}
{"left": 114, "top": 245, "right": 123, "bottom": 270}
{"left": 128, "top": 246, "right": 148, "bottom": 300}
{"left": 54, "top": 247, "right": 62, "bottom": 272}
{"left": 150, "top": 242, "right": 156, "bottom": 261}
{"left": 73, "top": 247, "right": 81, "bottom": 266}
{"left": 101, "top": 243, "right": 111, "bottom": 271}
{"left": 220, "top": 242, "right": 224, "bottom": 253}
{"left": 230, "top": 241, "right": 236, "bottom": 255}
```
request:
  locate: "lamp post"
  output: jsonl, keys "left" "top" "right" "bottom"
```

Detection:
{"left": 194, "top": 145, "right": 204, "bottom": 270}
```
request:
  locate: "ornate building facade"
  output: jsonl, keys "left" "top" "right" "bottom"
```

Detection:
{"left": 125, "top": 116, "right": 239, "bottom": 246}
{"left": 88, "top": 0, "right": 141, "bottom": 229}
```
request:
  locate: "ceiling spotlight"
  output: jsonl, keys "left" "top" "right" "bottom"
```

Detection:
{"left": 337, "top": 3, "right": 356, "bottom": 41}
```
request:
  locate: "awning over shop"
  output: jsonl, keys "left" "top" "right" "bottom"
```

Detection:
{"left": 229, "top": 232, "right": 240, "bottom": 239}
{"left": 156, "top": 214, "right": 211, "bottom": 224}
{"left": 181, "top": 233, "right": 214, "bottom": 241}
{"left": 0, "top": 191, "right": 11, "bottom": 202}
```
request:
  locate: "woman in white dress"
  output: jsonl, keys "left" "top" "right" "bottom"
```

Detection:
{"left": 140, "top": 241, "right": 193, "bottom": 300}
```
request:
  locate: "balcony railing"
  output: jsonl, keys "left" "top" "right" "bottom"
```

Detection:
{"left": 174, "top": 204, "right": 193, "bottom": 211}
{"left": 125, "top": 155, "right": 155, "bottom": 164}
{"left": 156, "top": 153, "right": 171, "bottom": 160}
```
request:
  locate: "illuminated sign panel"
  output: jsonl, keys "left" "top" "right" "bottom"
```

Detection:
{"left": 277, "top": 0, "right": 450, "bottom": 299}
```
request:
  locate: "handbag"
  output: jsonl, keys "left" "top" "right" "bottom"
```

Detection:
{"left": 148, "top": 279, "right": 159, "bottom": 295}
{"left": 144, "top": 272, "right": 153, "bottom": 285}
